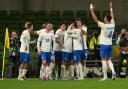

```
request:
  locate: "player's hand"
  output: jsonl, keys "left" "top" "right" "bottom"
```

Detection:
{"left": 70, "top": 23, "right": 74, "bottom": 28}
{"left": 90, "top": 3, "right": 94, "bottom": 10}
{"left": 62, "top": 45, "right": 65, "bottom": 49}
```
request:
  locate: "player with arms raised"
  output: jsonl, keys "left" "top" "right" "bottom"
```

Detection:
{"left": 90, "top": 0, "right": 116, "bottom": 81}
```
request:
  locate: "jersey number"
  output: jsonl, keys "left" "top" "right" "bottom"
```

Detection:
{"left": 46, "top": 39, "right": 50, "bottom": 42}
{"left": 108, "top": 31, "right": 113, "bottom": 38}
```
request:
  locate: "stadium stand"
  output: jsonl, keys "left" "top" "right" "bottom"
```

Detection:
{"left": 49, "top": 10, "right": 61, "bottom": 30}
{"left": 35, "top": 10, "right": 48, "bottom": 30}
{"left": 62, "top": 10, "right": 74, "bottom": 24}
{"left": 76, "top": 10, "right": 87, "bottom": 24}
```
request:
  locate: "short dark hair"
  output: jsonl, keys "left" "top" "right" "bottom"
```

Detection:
{"left": 106, "top": 15, "right": 112, "bottom": 22}
{"left": 74, "top": 18, "right": 82, "bottom": 28}
{"left": 45, "top": 21, "right": 52, "bottom": 26}
{"left": 75, "top": 18, "right": 82, "bottom": 22}
{"left": 25, "top": 22, "right": 33, "bottom": 29}
{"left": 59, "top": 22, "right": 66, "bottom": 26}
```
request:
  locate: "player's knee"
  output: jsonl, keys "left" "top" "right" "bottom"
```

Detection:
{"left": 42, "top": 61, "right": 46, "bottom": 65}
{"left": 61, "top": 64, "right": 65, "bottom": 69}
{"left": 76, "top": 62, "right": 80, "bottom": 65}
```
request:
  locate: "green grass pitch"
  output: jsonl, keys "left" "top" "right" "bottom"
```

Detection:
{"left": 0, "top": 78, "right": 128, "bottom": 89}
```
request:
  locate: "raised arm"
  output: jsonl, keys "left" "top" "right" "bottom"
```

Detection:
{"left": 90, "top": 3, "right": 99, "bottom": 24}
{"left": 109, "top": 0, "right": 114, "bottom": 20}
{"left": 67, "top": 24, "right": 74, "bottom": 34}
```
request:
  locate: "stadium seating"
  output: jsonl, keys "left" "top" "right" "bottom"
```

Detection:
{"left": 0, "top": 10, "right": 7, "bottom": 33}
{"left": 62, "top": 10, "right": 74, "bottom": 24}
{"left": 35, "top": 10, "right": 48, "bottom": 30}
{"left": 49, "top": 10, "right": 61, "bottom": 19}
{"left": 48, "top": 10, "right": 61, "bottom": 30}
{"left": 0, "top": 10, "right": 7, "bottom": 20}
{"left": 9, "top": 10, "right": 21, "bottom": 20}
{"left": 6, "top": 20, "right": 20, "bottom": 33}
{"left": 0, "top": 31, "right": 5, "bottom": 42}
{"left": 34, "top": 21, "right": 45, "bottom": 30}
{"left": 0, "top": 10, "right": 121, "bottom": 33}
{"left": 0, "top": 21, "right": 6, "bottom": 33}
{"left": 35, "top": 10, "right": 48, "bottom": 21}
{"left": 76, "top": 10, "right": 87, "bottom": 24}
{"left": 22, "top": 10, "right": 36, "bottom": 22}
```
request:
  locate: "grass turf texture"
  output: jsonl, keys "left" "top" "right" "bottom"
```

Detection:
{"left": 0, "top": 78, "right": 128, "bottom": 89}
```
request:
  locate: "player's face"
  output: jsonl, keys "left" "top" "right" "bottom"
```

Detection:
{"left": 12, "top": 31, "right": 17, "bottom": 38}
{"left": 76, "top": 21, "right": 82, "bottom": 28}
{"left": 50, "top": 24, "right": 53, "bottom": 30}
{"left": 29, "top": 25, "right": 33, "bottom": 33}
{"left": 46, "top": 24, "right": 51, "bottom": 31}
{"left": 104, "top": 16, "right": 108, "bottom": 23}
{"left": 60, "top": 24, "right": 66, "bottom": 31}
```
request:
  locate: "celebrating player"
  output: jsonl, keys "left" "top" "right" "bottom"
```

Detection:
{"left": 90, "top": 0, "right": 116, "bottom": 81}
{"left": 37, "top": 22, "right": 54, "bottom": 80}
{"left": 54, "top": 23, "right": 66, "bottom": 79}
{"left": 18, "top": 22, "right": 34, "bottom": 80}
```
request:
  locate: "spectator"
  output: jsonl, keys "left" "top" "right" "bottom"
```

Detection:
{"left": 8, "top": 31, "right": 20, "bottom": 77}
{"left": 116, "top": 29, "right": 128, "bottom": 79}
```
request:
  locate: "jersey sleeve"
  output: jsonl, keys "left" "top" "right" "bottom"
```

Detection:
{"left": 111, "top": 19, "right": 115, "bottom": 24}
{"left": 98, "top": 21, "right": 106, "bottom": 29}
{"left": 36, "top": 30, "right": 42, "bottom": 35}
{"left": 51, "top": 30, "right": 54, "bottom": 35}
{"left": 54, "top": 30, "right": 59, "bottom": 38}
{"left": 20, "top": 31, "right": 27, "bottom": 47}
{"left": 37, "top": 34, "right": 43, "bottom": 53}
